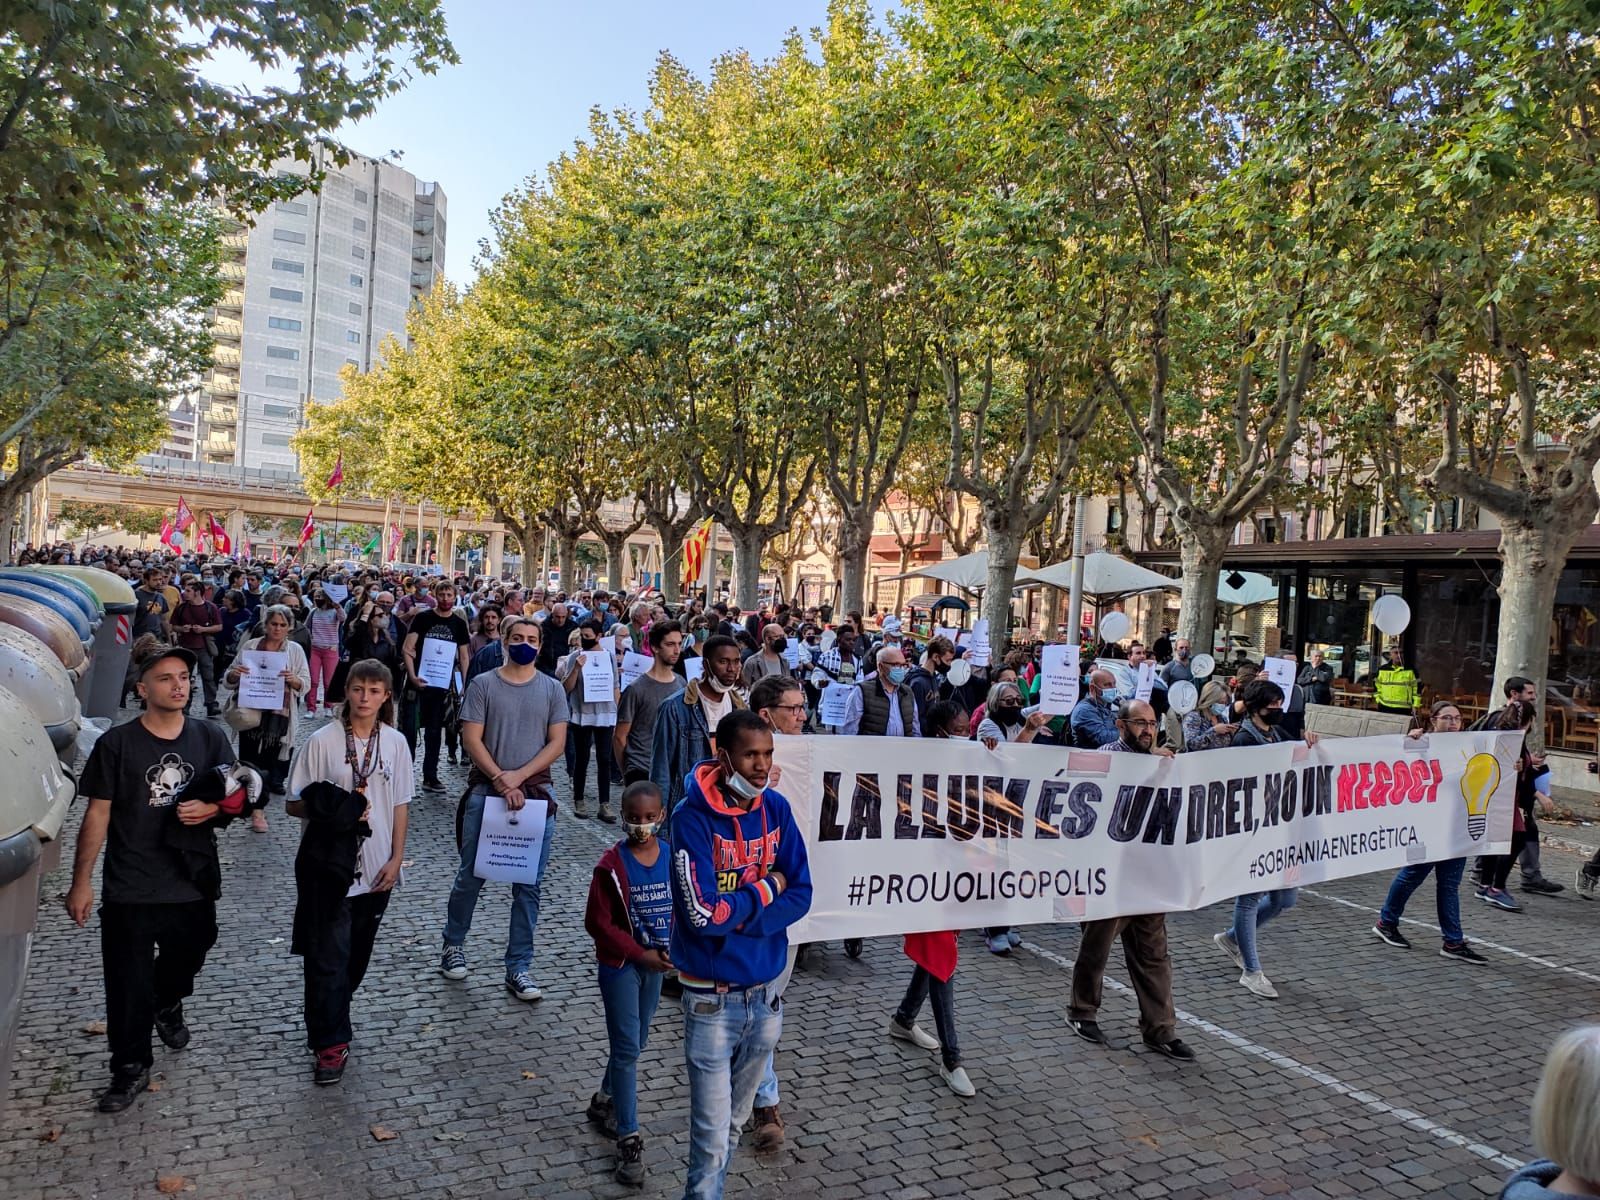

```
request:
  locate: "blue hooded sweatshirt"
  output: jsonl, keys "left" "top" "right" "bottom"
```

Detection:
{"left": 1499, "top": 1161, "right": 1589, "bottom": 1200}
{"left": 669, "top": 760, "right": 812, "bottom": 989}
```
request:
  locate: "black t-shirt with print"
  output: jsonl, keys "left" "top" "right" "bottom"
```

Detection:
{"left": 407, "top": 609, "right": 470, "bottom": 692}
{"left": 78, "top": 717, "right": 236, "bottom": 904}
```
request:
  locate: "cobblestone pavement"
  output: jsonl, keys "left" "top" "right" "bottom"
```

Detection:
{"left": 5, "top": 708, "right": 1600, "bottom": 1199}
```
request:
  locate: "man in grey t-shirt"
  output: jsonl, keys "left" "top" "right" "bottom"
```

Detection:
{"left": 440, "top": 616, "right": 569, "bottom": 1002}
{"left": 613, "top": 620, "right": 685, "bottom": 784}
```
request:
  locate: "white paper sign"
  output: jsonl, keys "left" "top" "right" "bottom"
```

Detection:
{"left": 417, "top": 637, "right": 457, "bottom": 690}
{"left": 323, "top": 583, "right": 349, "bottom": 603}
{"left": 1135, "top": 660, "right": 1156, "bottom": 703}
{"left": 237, "top": 650, "right": 288, "bottom": 709}
{"left": 819, "top": 682, "right": 855, "bottom": 727}
{"left": 782, "top": 641, "right": 801, "bottom": 669}
{"left": 684, "top": 656, "right": 704, "bottom": 683}
{"left": 580, "top": 648, "right": 615, "bottom": 696}
{"left": 967, "top": 619, "right": 992, "bottom": 668}
{"left": 619, "top": 651, "right": 652, "bottom": 690}
{"left": 472, "top": 794, "right": 549, "bottom": 884}
{"left": 935, "top": 625, "right": 958, "bottom": 645}
{"left": 1037, "top": 644, "right": 1082, "bottom": 716}
{"left": 1262, "top": 656, "right": 1298, "bottom": 694}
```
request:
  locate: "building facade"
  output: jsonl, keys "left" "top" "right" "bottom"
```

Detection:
{"left": 197, "top": 147, "right": 446, "bottom": 475}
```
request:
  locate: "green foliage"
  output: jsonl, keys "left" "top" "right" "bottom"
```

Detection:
{"left": 57, "top": 500, "right": 164, "bottom": 539}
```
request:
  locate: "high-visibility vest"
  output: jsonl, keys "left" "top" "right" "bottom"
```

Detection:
{"left": 1374, "top": 665, "right": 1418, "bottom": 709}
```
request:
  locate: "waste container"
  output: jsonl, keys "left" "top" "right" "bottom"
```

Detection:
{"left": 0, "top": 625, "right": 81, "bottom": 767}
{"left": 0, "top": 595, "right": 88, "bottom": 682}
{"left": 3, "top": 569, "right": 103, "bottom": 632}
{"left": 39, "top": 568, "right": 136, "bottom": 720}
{"left": 0, "top": 686, "right": 76, "bottom": 1129}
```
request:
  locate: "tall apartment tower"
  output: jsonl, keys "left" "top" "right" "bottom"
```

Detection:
{"left": 197, "top": 146, "right": 447, "bottom": 474}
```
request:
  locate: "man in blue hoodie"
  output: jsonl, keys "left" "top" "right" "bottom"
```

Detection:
{"left": 670, "top": 709, "right": 812, "bottom": 1200}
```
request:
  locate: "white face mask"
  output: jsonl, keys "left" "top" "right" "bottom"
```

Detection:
{"left": 724, "top": 767, "right": 762, "bottom": 801}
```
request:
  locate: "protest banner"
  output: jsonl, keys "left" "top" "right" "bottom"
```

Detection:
{"left": 772, "top": 730, "right": 1520, "bottom": 942}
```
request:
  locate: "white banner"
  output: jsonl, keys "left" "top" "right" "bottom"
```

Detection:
{"left": 773, "top": 731, "right": 1520, "bottom": 942}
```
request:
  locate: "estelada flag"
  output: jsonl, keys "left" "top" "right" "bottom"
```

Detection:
{"left": 174, "top": 496, "right": 195, "bottom": 533}
{"left": 207, "top": 513, "right": 232, "bottom": 555}
{"left": 326, "top": 454, "right": 344, "bottom": 490}
{"left": 683, "top": 517, "right": 713, "bottom": 581}
{"left": 296, "top": 508, "right": 315, "bottom": 549}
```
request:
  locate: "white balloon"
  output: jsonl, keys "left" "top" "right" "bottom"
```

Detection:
{"left": 946, "top": 658, "right": 972, "bottom": 686}
{"left": 1169, "top": 680, "right": 1199, "bottom": 715}
{"left": 1190, "top": 653, "right": 1216, "bottom": 678}
{"left": 1099, "top": 611, "right": 1130, "bottom": 642}
{"left": 1372, "top": 594, "right": 1412, "bottom": 636}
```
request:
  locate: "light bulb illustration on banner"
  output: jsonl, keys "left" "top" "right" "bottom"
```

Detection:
{"left": 1459, "top": 753, "right": 1500, "bottom": 840}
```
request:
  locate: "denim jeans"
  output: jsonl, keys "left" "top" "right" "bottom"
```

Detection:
{"left": 896, "top": 966, "right": 961, "bottom": 1070}
{"left": 1380, "top": 857, "right": 1465, "bottom": 945}
{"left": 599, "top": 961, "right": 663, "bottom": 1138}
{"left": 682, "top": 983, "right": 783, "bottom": 1200}
{"left": 1226, "top": 889, "right": 1298, "bottom": 973}
{"left": 442, "top": 785, "right": 556, "bottom": 975}
{"left": 753, "top": 945, "right": 799, "bottom": 1109}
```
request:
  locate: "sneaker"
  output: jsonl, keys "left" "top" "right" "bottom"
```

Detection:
{"left": 96, "top": 1067, "right": 149, "bottom": 1114}
{"left": 1522, "top": 876, "right": 1565, "bottom": 895}
{"left": 448, "top": 749, "right": 459, "bottom": 765}
{"left": 1579, "top": 866, "right": 1600, "bottom": 899}
{"left": 1005, "top": 929, "right": 1022, "bottom": 947}
{"left": 1474, "top": 884, "right": 1490, "bottom": 901}
{"left": 1440, "top": 942, "right": 1488, "bottom": 964}
{"left": 1371, "top": 921, "right": 1411, "bottom": 949}
{"left": 985, "top": 933, "right": 1011, "bottom": 956}
{"left": 615, "top": 1133, "right": 645, "bottom": 1186}
{"left": 505, "top": 970, "right": 542, "bottom": 1001}
{"left": 422, "top": 778, "right": 444, "bottom": 792}
{"left": 1239, "top": 970, "right": 1278, "bottom": 999}
{"left": 313, "top": 1043, "right": 349, "bottom": 1086}
{"left": 941, "top": 1064, "right": 976, "bottom": 1097}
{"left": 250, "top": 810, "right": 269, "bottom": 834}
{"left": 439, "top": 944, "right": 468, "bottom": 980}
{"left": 751, "top": 1104, "right": 785, "bottom": 1152}
{"left": 587, "top": 1091, "right": 617, "bottom": 1137}
{"left": 1483, "top": 887, "right": 1523, "bottom": 912}
{"left": 154, "top": 1004, "right": 190, "bottom": 1050}
{"left": 1067, "top": 1018, "right": 1108, "bottom": 1045}
{"left": 597, "top": 802, "right": 617, "bottom": 824}
{"left": 888, "top": 1016, "right": 940, "bottom": 1051}
{"left": 1143, "top": 1036, "right": 1197, "bottom": 1062}
{"left": 573, "top": 794, "right": 592, "bottom": 819}
{"left": 1212, "top": 931, "right": 1244, "bottom": 969}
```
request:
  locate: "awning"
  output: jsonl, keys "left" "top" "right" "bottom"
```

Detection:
{"left": 878, "top": 550, "right": 997, "bottom": 593}
{"left": 1015, "top": 553, "right": 1179, "bottom": 599}
{"left": 1217, "top": 570, "right": 1279, "bottom": 607}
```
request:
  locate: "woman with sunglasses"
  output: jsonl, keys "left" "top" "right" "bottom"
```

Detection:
{"left": 1369, "top": 700, "right": 1489, "bottom": 963}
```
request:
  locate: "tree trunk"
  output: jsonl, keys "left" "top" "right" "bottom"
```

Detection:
{"left": 643, "top": 513, "right": 696, "bottom": 607}
{"left": 1176, "top": 525, "right": 1230, "bottom": 664}
{"left": 0, "top": 490, "right": 21, "bottom": 564}
{"left": 837, "top": 515, "right": 873, "bottom": 619}
{"left": 728, "top": 526, "right": 764, "bottom": 608}
{"left": 981, "top": 518, "right": 1023, "bottom": 652}
{"left": 603, "top": 535, "right": 628, "bottom": 594}
{"left": 1494, "top": 520, "right": 1585, "bottom": 751}
{"left": 557, "top": 530, "right": 579, "bottom": 594}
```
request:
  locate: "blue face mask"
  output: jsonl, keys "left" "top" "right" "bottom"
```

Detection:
{"left": 1100, "top": 686, "right": 1120, "bottom": 704}
{"left": 886, "top": 666, "right": 909, "bottom": 686}
{"left": 506, "top": 641, "right": 538, "bottom": 665}
{"left": 1211, "top": 702, "right": 1231, "bottom": 719}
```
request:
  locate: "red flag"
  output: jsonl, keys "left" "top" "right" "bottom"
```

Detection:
{"left": 326, "top": 454, "right": 344, "bottom": 490}
{"left": 159, "top": 517, "right": 176, "bottom": 549}
{"left": 241, "top": 534, "right": 252, "bottom": 559}
{"left": 297, "top": 508, "right": 315, "bottom": 549}
{"left": 207, "top": 513, "right": 232, "bottom": 555}
{"left": 174, "top": 496, "right": 195, "bottom": 533}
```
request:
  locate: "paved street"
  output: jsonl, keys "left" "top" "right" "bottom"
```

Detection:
{"left": 5, "top": 710, "right": 1599, "bottom": 1199}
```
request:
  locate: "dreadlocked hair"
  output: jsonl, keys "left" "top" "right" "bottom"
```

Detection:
{"left": 341, "top": 658, "right": 397, "bottom": 729}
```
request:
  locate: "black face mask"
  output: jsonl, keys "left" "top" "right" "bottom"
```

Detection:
{"left": 768, "top": 636, "right": 788, "bottom": 653}
{"left": 993, "top": 704, "right": 1023, "bottom": 725}
{"left": 1259, "top": 709, "right": 1283, "bottom": 726}
{"left": 581, "top": 636, "right": 598, "bottom": 649}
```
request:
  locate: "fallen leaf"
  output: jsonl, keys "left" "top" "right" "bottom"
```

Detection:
{"left": 82, "top": 1021, "right": 106, "bottom": 1036}
{"left": 37, "top": 1128, "right": 61, "bottom": 1143}
{"left": 1132, "top": 1134, "right": 1159, "bottom": 1148}
{"left": 435, "top": 1132, "right": 465, "bottom": 1142}
{"left": 147, "top": 1081, "right": 163, "bottom": 1092}
{"left": 266, "top": 937, "right": 284, "bottom": 946}
{"left": 520, "top": 1070, "right": 537, "bottom": 1080}
{"left": 370, "top": 1124, "right": 398, "bottom": 1142}
{"left": 420, "top": 1024, "right": 433, "bottom": 1033}
{"left": 156, "top": 1175, "right": 187, "bottom": 1194}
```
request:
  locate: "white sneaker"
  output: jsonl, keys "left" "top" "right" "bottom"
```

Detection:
{"left": 1213, "top": 931, "right": 1244, "bottom": 970}
{"left": 889, "top": 1017, "right": 940, "bottom": 1051}
{"left": 505, "top": 971, "right": 543, "bottom": 1001}
{"left": 940, "top": 1065, "right": 976, "bottom": 1097}
{"left": 1239, "top": 970, "right": 1278, "bottom": 999}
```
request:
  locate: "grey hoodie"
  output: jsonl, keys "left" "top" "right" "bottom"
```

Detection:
{"left": 1499, "top": 1161, "right": 1592, "bottom": 1200}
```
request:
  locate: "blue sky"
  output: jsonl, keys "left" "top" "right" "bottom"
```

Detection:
{"left": 213, "top": 1, "right": 835, "bottom": 281}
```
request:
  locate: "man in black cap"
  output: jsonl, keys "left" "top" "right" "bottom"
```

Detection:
{"left": 66, "top": 644, "right": 244, "bottom": 1114}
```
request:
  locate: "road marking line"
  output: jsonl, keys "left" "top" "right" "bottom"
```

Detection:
{"left": 1301, "top": 886, "right": 1600, "bottom": 987}
{"left": 1020, "top": 938, "right": 1524, "bottom": 1172}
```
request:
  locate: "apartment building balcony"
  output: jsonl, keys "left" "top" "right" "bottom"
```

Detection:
{"left": 211, "top": 316, "right": 243, "bottom": 343}
{"left": 212, "top": 345, "right": 240, "bottom": 368}
{"left": 206, "top": 373, "right": 239, "bottom": 397}
{"left": 222, "top": 230, "right": 250, "bottom": 252}
{"left": 204, "top": 431, "right": 236, "bottom": 456}
{"left": 219, "top": 260, "right": 246, "bottom": 284}
{"left": 206, "top": 403, "right": 238, "bottom": 426}
{"left": 217, "top": 288, "right": 244, "bottom": 315}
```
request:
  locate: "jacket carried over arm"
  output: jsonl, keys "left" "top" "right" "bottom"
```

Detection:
{"left": 585, "top": 843, "right": 653, "bottom": 969}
